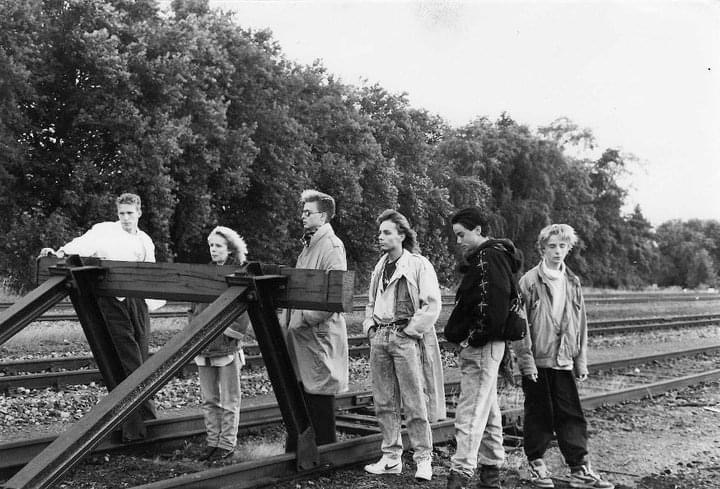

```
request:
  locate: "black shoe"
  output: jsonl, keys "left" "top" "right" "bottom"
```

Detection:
{"left": 210, "top": 448, "right": 235, "bottom": 461}
{"left": 476, "top": 465, "right": 502, "bottom": 489}
{"left": 447, "top": 470, "right": 472, "bottom": 489}
{"left": 198, "top": 447, "right": 216, "bottom": 461}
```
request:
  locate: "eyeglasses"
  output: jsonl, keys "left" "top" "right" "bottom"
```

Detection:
{"left": 301, "top": 210, "right": 323, "bottom": 217}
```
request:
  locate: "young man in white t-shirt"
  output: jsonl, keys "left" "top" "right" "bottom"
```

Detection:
{"left": 40, "top": 193, "right": 161, "bottom": 441}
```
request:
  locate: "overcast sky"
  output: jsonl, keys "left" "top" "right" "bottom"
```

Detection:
{"left": 206, "top": 0, "right": 720, "bottom": 226}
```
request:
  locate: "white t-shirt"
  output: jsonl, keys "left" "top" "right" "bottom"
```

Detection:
{"left": 59, "top": 221, "right": 165, "bottom": 310}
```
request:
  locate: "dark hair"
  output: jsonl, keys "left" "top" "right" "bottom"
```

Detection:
{"left": 301, "top": 189, "right": 336, "bottom": 219}
{"left": 377, "top": 209, "right": 419, "bottom": 253}
{"left": 450, "top": 207, "right": 488, "bottom": 236}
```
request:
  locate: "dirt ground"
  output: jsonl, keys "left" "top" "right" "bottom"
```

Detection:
{"left": 2, "top": 311, "right": 719, "bottom": 488}
{"left": 268, "top": 379, "right": 720, "bottom": 489}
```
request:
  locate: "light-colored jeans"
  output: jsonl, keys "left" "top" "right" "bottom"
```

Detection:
{"left": 370, "top": 326, "right": 432, "bottom": 462}
{"left": 198, "top": 352, "right": 242, "bottom": 450}
{"left": 450, "top": 340, "right": 506, "bottom": 477}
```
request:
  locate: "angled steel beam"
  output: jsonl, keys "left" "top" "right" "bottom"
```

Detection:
{"left": 1, "top": 285, "right": 251, "bottom": 489}
{"left": 65, "top": 263, "right": 125, "bottom": 390}
{"left": 65, "top": 260, "right": 150, "bottom": 439}
{"left": 236, "top": 271, "right": 319, "bottom": 471}
{"left": 0, "top": 273, "right": 69, "bottom": 347}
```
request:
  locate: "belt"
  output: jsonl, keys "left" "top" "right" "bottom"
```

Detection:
{"left": 376, "top": 318, "right": 410, "bottom": 329}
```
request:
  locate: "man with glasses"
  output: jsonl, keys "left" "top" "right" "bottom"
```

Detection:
{"left": 285, "top": 189, "right": 349, "bottom": 445}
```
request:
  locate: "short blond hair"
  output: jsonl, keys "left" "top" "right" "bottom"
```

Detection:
{"left": 208, "top": 226, "right": 248, "bottom": 264}
{"left": 537, "top": 224, "right": 578, "bottom": 254}
{"left": 300, "top": 189, "right": 335, "bottom": 219}
{"left": 116, "top": 193, "right": 141, "bottom": 211}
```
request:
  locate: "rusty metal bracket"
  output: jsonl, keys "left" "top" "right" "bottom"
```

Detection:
{"left": 0, "top": 275, "right": 69, "bottom": 348}
{"left": 1, "top": 285, "right": 251, "bottom": 489}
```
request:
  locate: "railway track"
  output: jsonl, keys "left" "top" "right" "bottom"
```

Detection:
{"left": 1, "top": 291, "right": 719, "bottom": 321}
{"left": 1, "top": 313, "right": 719, "bottom": 392}
{"left": 0, "top": 345, "right": 718, "bottom": 486}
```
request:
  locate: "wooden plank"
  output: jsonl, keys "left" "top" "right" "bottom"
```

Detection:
{"left": 36, "top": 257, "right": 354, "bottom": 312}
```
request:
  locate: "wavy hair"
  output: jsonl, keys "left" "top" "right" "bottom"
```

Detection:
{"left": 208, "top": 226, "right": 248, "bottom": 265}
{"left": 376, "top": 209, "right": 419, "bottom": 253}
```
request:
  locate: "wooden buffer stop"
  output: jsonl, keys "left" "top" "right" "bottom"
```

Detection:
{"left": 0, "top": 256, "right": 354, "bottom": 489}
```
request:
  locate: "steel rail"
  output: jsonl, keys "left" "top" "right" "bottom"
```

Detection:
{"left": 3, "top": 315, "right": 719, "bottom": 392}
{"left": 1, "top": 345, "right": 719, "bottom": 478}
{"left": 3, "top": 292, "right": 719, "bottom": 321}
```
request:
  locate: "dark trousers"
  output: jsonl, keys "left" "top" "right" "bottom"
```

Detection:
{"left": 304, "top": 392, "right": 337, "bottom": 445}
{"left": 97, "top": 296, "right": 157, "bottom": 441}
{"left": 521, "top": 368, "right": 588, "bottom": 467}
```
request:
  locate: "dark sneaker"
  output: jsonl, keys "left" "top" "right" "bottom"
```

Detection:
{"left": 528, "top": 459, "right": 554, "bottom": 488}
{"left": 476, "top": 464, "right": 502, "bottom": 489}
{"left": 209, "top": 448, "right": 235, "bottom": 461}
{"left": 198, "top": 447, "right": 216, "bottom": 461}
{"left": 569, "top": 465, "right": 614, "bottom": 489}
{"left": 446, "top": 470, "right": 471, "bottom": 489}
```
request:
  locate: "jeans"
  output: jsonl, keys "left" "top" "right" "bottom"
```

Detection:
{"left": 198, "top": 352, "right": 242, "bottom": 450}
{"left": 522, "top": 368, "right": 588, "bottom": 467}
{"left": 370, "top": 326, "right": 432, "bottom": 462}
{"left": 450, "top": 340, "right": 505, "bottom": 477}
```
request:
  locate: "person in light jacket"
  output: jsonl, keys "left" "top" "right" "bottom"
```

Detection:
{"left": 362, "top": 209, "right": 445, "bottom": 482}
{"left": 190, "top": 226, "right": 251, "bottom": 463}
{"left": 514, "top": 224, "right": 613, "bottom": 489}
{"left": 286, "top": 189, "right": 349, "bottom": 445}
{"left": 39, "top": 192, "right": 164, "bottom": 442}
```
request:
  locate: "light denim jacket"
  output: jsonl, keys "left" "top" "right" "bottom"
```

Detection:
{"left": 514, "top": 262, "right": 589, "bottom": 378}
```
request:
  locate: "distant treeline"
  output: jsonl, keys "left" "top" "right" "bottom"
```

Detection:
{"left": 1, "top": 0, "right": 717, "bottom": 291}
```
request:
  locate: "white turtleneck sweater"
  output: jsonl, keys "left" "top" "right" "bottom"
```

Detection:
{"left": 541, "top": 258, "right": 567, "bottom": 326}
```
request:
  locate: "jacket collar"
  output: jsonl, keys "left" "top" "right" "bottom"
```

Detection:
{"left": 307, "top": 223, "right": 334, "bottom": 247}
{"left": 378, "top": 249, "right": 420, "bottom": 290}
{"left": 536, "top": 260, "right": 580, "bottom": 287}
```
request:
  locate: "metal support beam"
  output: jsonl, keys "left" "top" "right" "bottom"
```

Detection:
{"left": 66, "top": 261, "right": 150, "bottom": 438}
{"left": 66, "top": 264, "right": 125, "bottom": 390}
{"left": 1, "top": 285, "right": 251, "bottom": 489}
{"left": 0, "top": 275, "right": 69, "bottom": 347}
{"left": 241, "top": 272, "right": 319, "bottom": 472}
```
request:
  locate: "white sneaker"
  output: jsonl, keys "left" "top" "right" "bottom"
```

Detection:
{"left": 364, "top": 455, "right": 402, "bottom": 475}
{"left": 415, "top": 459, "right": 432, "bottom": 480}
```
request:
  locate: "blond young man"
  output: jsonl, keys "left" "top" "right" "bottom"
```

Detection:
{"left": 515, "top": 224, "right": 613, "bottom": 489}
{"left": 40, "top": 193, "right": 163, "bottom": 441}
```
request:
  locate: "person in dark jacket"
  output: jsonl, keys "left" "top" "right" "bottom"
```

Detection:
{"left": 445, "top": 207, "right": 522, "bottom": 489}
{"left": 189, "top": 226, "right": 251, "bottom": 462}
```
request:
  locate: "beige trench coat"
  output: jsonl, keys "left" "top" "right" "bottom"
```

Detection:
{"left": 362, "top": 250, "right": 447, "bottom": 422}
{"left": 286, "top": 223, "right": 349, "bottom": 395}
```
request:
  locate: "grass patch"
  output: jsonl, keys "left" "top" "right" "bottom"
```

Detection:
{"left": 0, "top": 277, "right": 19, "bottom": 302}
